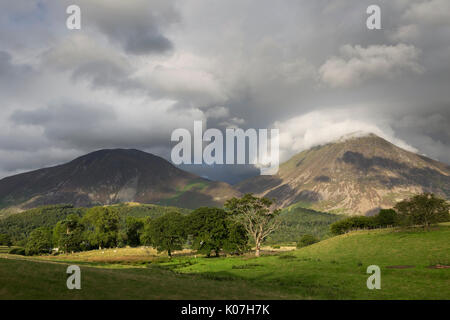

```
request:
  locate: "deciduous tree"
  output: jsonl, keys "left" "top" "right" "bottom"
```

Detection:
{"left": 25, "top": 227, "right": 53, "bottom": 255}
{"left": 225, "top": 194, "right": 280, "bottom": 257}
{"left": 394, "top": 193, "right": 449, "bottom": 229}
{"left": 149, "top": 212, "right": 187, "bottom": 257}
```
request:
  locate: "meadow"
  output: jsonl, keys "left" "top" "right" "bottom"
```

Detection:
{"left": 1, "top": 223, "right": 448, "bottom": 300}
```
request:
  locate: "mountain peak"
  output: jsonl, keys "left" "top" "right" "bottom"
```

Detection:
{"left": 0, "top": 149, "right": 239, "bottom": 210}
{"left": 335, "top": 131, "right": 378, "bottom": 142}
{"left": 238, "top": 133, "right": 450, "bottom": 215}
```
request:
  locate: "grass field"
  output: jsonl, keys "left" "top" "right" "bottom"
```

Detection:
{"left": 0, "top": 246, "right": 11, "bottom": 254}
{"left": 1, "top": 224, "right": 449, "bottom": 300}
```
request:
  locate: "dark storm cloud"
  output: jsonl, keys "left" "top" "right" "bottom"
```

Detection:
{"left": 11, "top": 103, "right": 117, "bottom": 148}
{"left": 78, "top": 0, "right": 177, "bottom": 55}
{"left": 0, "top": 0, "right": 449, "bottom": 182}
{"left": 9, "top": 99, "right": 203, "bottom": 154}
{"left": 99, "top": 23, "right": 173, "bottom": 55}
{"left": 0, "top": 51, "right": 34, "bottom": 95}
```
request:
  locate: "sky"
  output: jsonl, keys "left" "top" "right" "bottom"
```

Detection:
{"left": 0, "top": 0, "right": 449, "bottom": 183}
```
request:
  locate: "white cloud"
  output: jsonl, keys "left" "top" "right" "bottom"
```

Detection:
{"left": 204, "top": 106, "right": 229, "bottom": 119}
{"left": 319, "top": 44, "right": 424, "bottom": 88}
{"left": 404, "top": 0, "right": 450, "bottom": 25}
{"left": 388, "top": 24, "right": 420, "bottom": 42}
{"left": 0, "top": 0, "right": 449, "bottom": 182}
{"left": 273, "top": 108, "right": 418, "bottom": 163}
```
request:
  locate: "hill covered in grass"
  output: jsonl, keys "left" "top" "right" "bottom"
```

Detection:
{"left": 0, "top": 203, "right": 190, "bottom": 243}
{"left": 174, "top": 223, "right": 450, "bottom": 299}
{"left": 267, "top": 205, "right": 341, "bottom": 243}
{"left": 1, "top": 224, "right": 448, "bottom": 299}
{"left": 0, "top": 202, "right": 339, "bottom": 245}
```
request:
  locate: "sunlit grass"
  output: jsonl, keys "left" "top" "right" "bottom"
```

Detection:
{"left": 1, "top": 224, "right": 449, "bottom": 299}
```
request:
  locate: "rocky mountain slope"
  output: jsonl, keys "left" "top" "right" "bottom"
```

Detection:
{"left": 0, "top": 149, "right": 240, "bottom": 210}
{"left": 237, "top": 134, "right": 450, "bottom": 215}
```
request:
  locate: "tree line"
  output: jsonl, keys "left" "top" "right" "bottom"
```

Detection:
{"left": 330, "top": 193, "right": 450, "bottom": 235}
{"left": 20, "top": 194, "right": 281, "bottom": 257}
{"left": 2, "top": 193, "right": 448, "bottom": 256}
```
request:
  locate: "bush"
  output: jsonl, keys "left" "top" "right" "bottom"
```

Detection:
{"left": 330, "top": 216, "right": 377, "bottom": 235}
{"left": 25, "top": 227, "right": 53, "bottom": 255}
{"left": 375, "top": 209, "right": 398, "bottom": 227}
{"left": 297, "top": 234, "right": 319, "bottom": 248}
{"left": 0, "top": 233, "right": 12, "bottom": 246}
{"left": 8, "top": 247, "right": 25, "bottom": 255}
{"left": 395, "top": 193, "right": 449, "bottom": 229}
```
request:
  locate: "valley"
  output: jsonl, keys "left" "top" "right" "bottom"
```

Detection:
{"left": 1, "top": 223, "right": 449, "bottom": 299}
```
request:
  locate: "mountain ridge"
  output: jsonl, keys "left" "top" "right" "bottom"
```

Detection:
{"left": 1, "top": 134, "right": 449, "bottom": 215}
{"left": 0, "top": 148, "right": 240, "bottom": 210}
{"left": 237, "top": 134, "right": 450, "bottom": 215}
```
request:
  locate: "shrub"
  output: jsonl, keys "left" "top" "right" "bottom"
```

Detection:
{"left": 0, "top": 233, "right": 12, "bottom": 246}
{"left": 8, "top": 247, "right": 25, "bottom": 255}
{"left": 297, "top": 234, "right": 319, "bottom": 248}
{"left": 394, "top": 193, "right": 450, "bottom": 229}
{"left": 25, "top": 227, "right": 53, "bottom": 255}
{"left": 375, "top": 209, "right": 398, "bottom": 227}
{"left": 330, "top": 216, "right": 377, "bottom": 235}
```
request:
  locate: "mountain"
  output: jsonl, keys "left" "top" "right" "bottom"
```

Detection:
{"left": 237, "top": 133, "right": 450, "bottom": 215}
{"left": 0, "top": 149, "right": 240, "bottom": 211}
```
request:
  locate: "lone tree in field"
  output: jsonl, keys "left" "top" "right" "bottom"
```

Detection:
{"left": 225, "top": 194, "right": 281, "bottom": 257}
{"left": 394, "top": 193, "right": 450, "bottom": 230}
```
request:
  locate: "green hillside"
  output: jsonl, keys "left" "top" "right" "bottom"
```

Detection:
{"left": 0, "top": 203, "right": 338, "bottom": 245}
{"left": 1, "top": 224, "right": 448, "bottom": 299}
{"left": 0, "top": 203, "right": 190, "bottom": 243}
{"left": 267, "top": 205, "right": 341, "bottom": 243}
{"left": 177, "top": 224, "right": 450, "bottom": 299}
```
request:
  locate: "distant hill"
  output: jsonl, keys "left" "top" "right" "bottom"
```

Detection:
{"left": 237, "top": 133, "right": 450, "bottom": 215}
{"left": 0, "top": 203, "right": 191, "bottom": 243}
{"left": 0, "top": 202, "right": 339, "bottom": 244}
{"left": 267, "top": 204, "right": 341, "bottom": 243}
{"left": 0, "top": 149, "right": 240, "bottom": 211}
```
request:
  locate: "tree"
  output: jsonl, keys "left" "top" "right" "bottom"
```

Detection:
{"left": 188, "top": 207, "right": 237, "bottom": 257}
{"left": 330, "top": 216, "right": 377, "bottom": 235}
{"left": 394, "top": 193, "right": 450, "bottom": 229}
{"left": 82, "top": 207, "right": 120, "bottom": 249}
{"left": 122, "top": 216, "right": 144, "bottom": 247}
{"left": 53, "top": 214, "right": 84, "bottom": 253}
{"left": 224, "top": 194, "right": 281, "bottom": 257}
{"left": 222, "top": 223, "right": 249, "bottom": 255}
{"left": 297, "top": 234, "right": 318, "bottom": 248}
{"left": 140, "top": 217, "right": 153, "bottom": 246}
{"left": 375, "top": 209, "right": 397, "bottom": 227}
{"left": 148, "top": 212, "right": 187, "bottom": 257}
{"left": 25, "top": 227, "right": 53, "bottom": 255}
{"left": 0, "top": 233, "right": 12, "bottom": 247}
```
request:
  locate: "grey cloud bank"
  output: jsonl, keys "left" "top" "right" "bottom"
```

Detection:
{"left": 0, "top": 0, "right": 449, "bottom": 183}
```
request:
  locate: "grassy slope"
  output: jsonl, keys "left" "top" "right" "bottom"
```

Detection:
{"left": 176, "top": 225, "right": 450, "bottom": 299}
{"left": 1, "top": 225, "right": 449, "bottom": 300}
{"left": 0, "top": 203, "right": 190, "bottom": 243}
{"left": 0, "top": 257, "right": 296, "bottom": 300}
{"left": 268, "top": 205, "right": 341, "bottom": 243}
